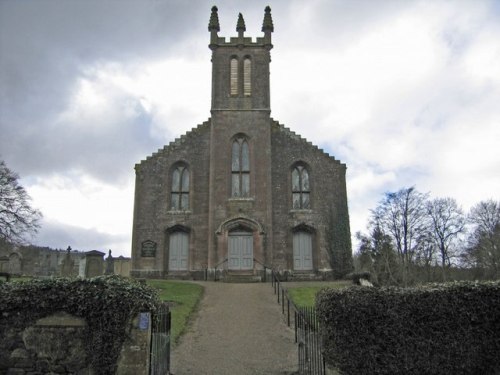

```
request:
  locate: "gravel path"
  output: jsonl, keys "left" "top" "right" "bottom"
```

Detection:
{"left": 171, "top": 282, "right": 297, "bottom": 375}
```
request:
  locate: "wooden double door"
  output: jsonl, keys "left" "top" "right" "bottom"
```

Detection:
{"left": 228, "top": 231, "right": 253, "bottom": 270}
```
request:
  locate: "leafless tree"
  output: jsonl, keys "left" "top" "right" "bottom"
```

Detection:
{"left": 466, "top": 200, "right": 500, "bottom": 278}
{"left": 426, "top": 197, "right": 465, "bottom": 281}
{"left": 0, "top": 160, "right": 42, "bottom": 244}
{"left": 371, "top": 187, "right": 428, "bottom": 286}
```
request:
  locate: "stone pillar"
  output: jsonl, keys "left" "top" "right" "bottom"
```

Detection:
{"left": 116, "top": 312, "right": 152, "bottom": 375}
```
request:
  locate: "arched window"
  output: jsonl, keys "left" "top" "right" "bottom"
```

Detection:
{"left": 171, "top": 165, "right": 189, "bottom": 210}
{"left": 230, "top": 58, "right": 238, "bottom": 96}
{"left": 292, "top": 165, "right": 310, "bottom": 209}
{"left": 243, "top": 58, "right": 251, "bottom": 96}
{"left": 232, "top": 137, "right": 250, "bottom": 197}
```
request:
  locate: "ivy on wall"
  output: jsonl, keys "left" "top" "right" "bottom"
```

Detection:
{"left": 326, "top": 202, "right": 353, "bottom": 278}
{"left": 0, "top": 276, "right": 161, "bottom": 374}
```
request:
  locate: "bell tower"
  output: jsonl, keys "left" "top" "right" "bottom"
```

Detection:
{"left": 207, "top": 6, "right": 275, "bottom": 270}
{"left": 208, "top": 6, "right": 274, "bottom": 111}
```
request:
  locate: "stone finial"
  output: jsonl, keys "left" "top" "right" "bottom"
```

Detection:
{"left": 208, "top": 5, "right": 220, "bottom": 32}
{"left": 262, "top": 6, "right": 274, "bottom": 32}
{"left": 236, "top": 13, "right": 246, "bottom": 32}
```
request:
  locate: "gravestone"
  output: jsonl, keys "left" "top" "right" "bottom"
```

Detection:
{"left": 105, "top": 249, "right": 114, "bottom": 275}
{"left": 84, "top": 250, "right": 105, "bottom": 278}
{"left": 60, "top": 246, "right": 75, "bottom": 277}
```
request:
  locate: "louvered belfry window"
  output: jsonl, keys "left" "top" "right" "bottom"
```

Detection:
{"left": 243, "top": 58, "right": 251, "bottom": 96}
{"left": 292, "top": 165, "right": 310, "bottom": 209}
{"left": 232, "top": 138, "right": 250, "bottom": 197}
{"left": 171, "top": 165, "right": 189, "bottom": 210}
{"left": 230, "top": 58, "right": 238, "bottom": 96}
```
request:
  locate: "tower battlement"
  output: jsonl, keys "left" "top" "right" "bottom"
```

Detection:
{"left": 209, "top": 6, "right": 273, "bottom": 50}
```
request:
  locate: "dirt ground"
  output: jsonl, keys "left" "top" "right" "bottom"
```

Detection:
{"left": 171, "top": 282, "right": 298, "bottom": 375}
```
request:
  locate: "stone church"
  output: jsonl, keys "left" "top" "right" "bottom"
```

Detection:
{"left": 131, "top": 7, "right": 352, "bottom": 280}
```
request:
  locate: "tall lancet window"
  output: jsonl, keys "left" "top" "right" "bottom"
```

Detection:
{"left": 171, "top": 165, "right": 189, "bottom": 210}
{"left": 232, "top": 137, "right": 250, "bottom": 197}
{"left": 292, "top": 165, "right": 310, "bottom": 209}
{"left": 243, "top": 58, "right": 251, "bottom": 96}
{"left": 230, "top": 58, "right": 238, "bottom": 96}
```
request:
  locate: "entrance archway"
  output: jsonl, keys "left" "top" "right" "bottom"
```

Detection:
{"left": 215, "top": 216, "right": 265, "bottom": 272}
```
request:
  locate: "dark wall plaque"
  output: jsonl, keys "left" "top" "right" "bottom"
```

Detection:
{"left": 141, "top": 240, "right": 157, "bottom": 257}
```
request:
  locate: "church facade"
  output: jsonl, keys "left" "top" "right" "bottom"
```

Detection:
{"left": 131, "top": 7, "right": 352, "bottom": 280}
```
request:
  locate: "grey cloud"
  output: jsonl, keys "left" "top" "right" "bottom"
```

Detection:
{"left": 34, "top": 219, "right": 129, "bottom": 254}
{"left": 0, "top": 0, "right": 210, "bottom": 180}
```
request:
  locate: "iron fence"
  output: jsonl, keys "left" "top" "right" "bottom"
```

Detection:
{"left": 272, "top": 270, "right": 326, "bottom": 375}
{"left": 150, "top": 303, "right": 172, "bottom": 375}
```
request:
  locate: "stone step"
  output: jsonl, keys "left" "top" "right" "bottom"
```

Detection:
{"left": 223, "top": 275, "right": 262, "bottom": 283}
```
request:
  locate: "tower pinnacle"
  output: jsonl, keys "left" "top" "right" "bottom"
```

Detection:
{"left": 262, "top": 6, "right": 274, "bottom": 32}
{"left": 236, "top": 13, "right": 246, "bottom": 39}
{"left": 208, "top": 6, "right": 220, "bottom": 32}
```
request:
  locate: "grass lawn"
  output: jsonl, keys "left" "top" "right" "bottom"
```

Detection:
{"left": 287, "top": 281, "right": 351, "bottom": 308}
{"left": 146, "top": 280, "right": 204, "bottom": 345}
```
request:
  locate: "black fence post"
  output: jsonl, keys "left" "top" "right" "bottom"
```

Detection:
{"left": 287, "top": 298, "right": 290, "bottom": 327}
{"left": 282, "top": 289, "right": 285, "bottom": 314}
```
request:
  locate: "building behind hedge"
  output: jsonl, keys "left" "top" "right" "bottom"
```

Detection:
{"left": 131, "top": 7, "right": 352, "bottom": 280}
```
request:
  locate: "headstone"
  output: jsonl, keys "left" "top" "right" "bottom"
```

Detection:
{"left": 84, "top": 250, "right": 105, "bottom": 278}
{"left": 105, "top": 249, "right": 114, "bottom": 275}
{"left": 61, "top": 246, "right": 75, "bottom": 277}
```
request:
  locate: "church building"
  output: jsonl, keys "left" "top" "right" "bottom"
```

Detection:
{"left": 131, "top": 7, "right": 352, "bottom": 280}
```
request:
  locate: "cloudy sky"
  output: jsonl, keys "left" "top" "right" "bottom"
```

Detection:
{"left": 1, "top": 0, "right": 499, "bottom": 257}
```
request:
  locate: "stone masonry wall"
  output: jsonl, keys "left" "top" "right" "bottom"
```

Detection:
{"left": 0, "top": 311, "right": 151, "bottom": 375}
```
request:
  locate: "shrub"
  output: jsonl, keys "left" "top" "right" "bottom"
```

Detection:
{"left": 316, "top": 281, "right": 500, "bottom": 375}
{"left": 0, "top": 276, "right": 161, "bottom": 373}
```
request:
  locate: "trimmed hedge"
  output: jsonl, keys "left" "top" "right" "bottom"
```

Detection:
{"left": 316, "top": 281, "right": 500, "bottom": 375}
{"left": 0, "top": 276, "right": 161, "bottom": 374}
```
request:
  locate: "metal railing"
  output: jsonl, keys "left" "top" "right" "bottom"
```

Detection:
{"left": 150, "top": 303, "right": 171, "bottom": 375}
{"left": 214, "top": 258, "right": 228, "bottom": 281}
{"left": 271, "top": 270, "right": 326, "bottom": 375}
{"left": 253, "top": 257, "right": 271, "bottom": 282}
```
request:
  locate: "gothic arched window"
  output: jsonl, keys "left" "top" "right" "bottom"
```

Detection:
{"left": 243, "top": 58, "right": 251, "bottom": 96}
{"left": 232, "top": 137, "right": 250, "bottom": 197}
{"left": 171, "top": 165, "right": 189, "bottom": 210}
{"left": 230, "top": 58, "right": 238, "bottom": 96}
{"left": 292, "top": 165, "right": 310, "bottom": 209}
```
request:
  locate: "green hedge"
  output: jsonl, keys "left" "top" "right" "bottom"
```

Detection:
{"left": 0, "top": 276, "right": 161, "bottom": 374}
{"left": 316, "top": 281, "right": 500, "bottom": 375}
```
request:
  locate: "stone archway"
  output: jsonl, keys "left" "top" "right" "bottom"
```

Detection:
{"left": 215, "top": 216, "right": 265, "bottom": 273}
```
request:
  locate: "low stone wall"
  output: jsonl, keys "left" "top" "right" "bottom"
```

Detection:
{"left": 0, "top": 311, "right": 151, "bottom": 374}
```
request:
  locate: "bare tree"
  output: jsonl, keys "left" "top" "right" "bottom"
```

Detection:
{"left": 466, "top": 200, "right": 500, "bottom": 278}
{"left": 372, "top": 187, "right": 428, "bottom": 286}
{"left": 0, "top": 160, "right": 42, "bottom": 244}
{"left": 426, "top": 197, "right": 465, "bottom": 281}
